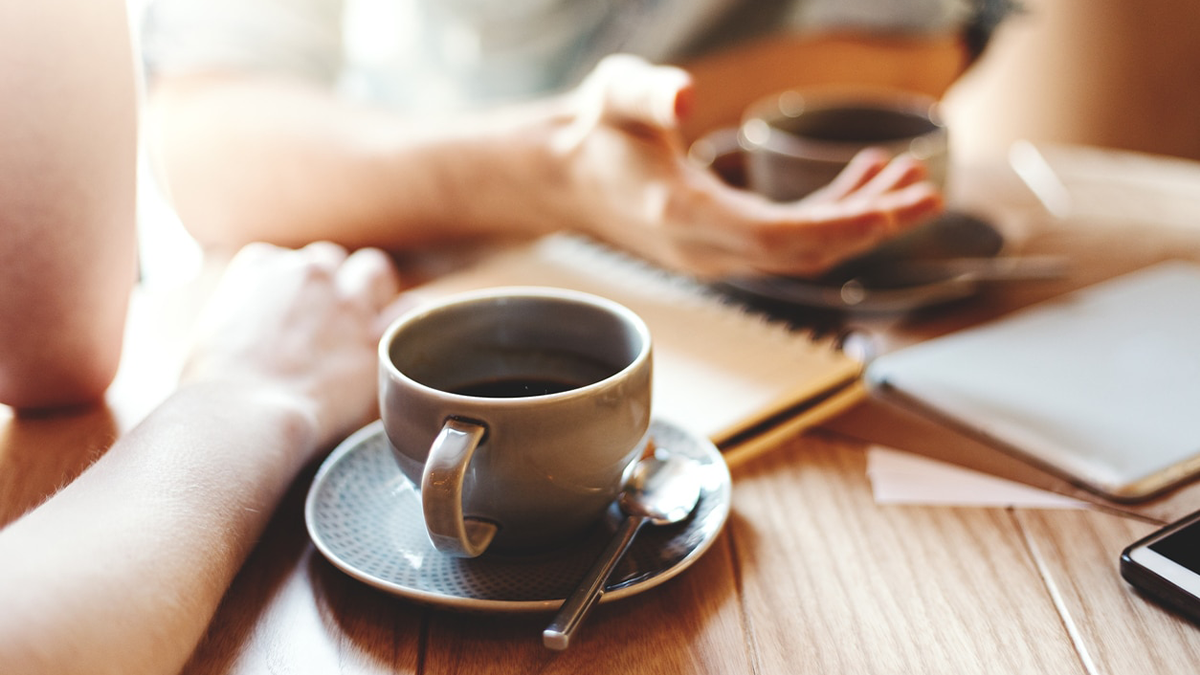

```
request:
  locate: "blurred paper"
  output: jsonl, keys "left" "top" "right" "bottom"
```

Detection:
{"left": 866, "top": 446, "right": 1089, "bottom": 509}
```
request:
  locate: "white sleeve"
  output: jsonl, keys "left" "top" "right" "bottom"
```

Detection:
{"left": 140, "top": 0, "right": 346, "bottom": 85}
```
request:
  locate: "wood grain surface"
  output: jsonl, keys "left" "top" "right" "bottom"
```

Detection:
{"left": 4, "top": 146, "right": 1200, "bottom": 673}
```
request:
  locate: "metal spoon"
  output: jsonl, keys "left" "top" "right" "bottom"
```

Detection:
{"left": 543, "top": 451, "right": 703, "bottom": 650}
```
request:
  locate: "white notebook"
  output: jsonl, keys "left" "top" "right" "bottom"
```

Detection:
{"left": 412, "top": 235, "right": 865, "bottom": 467}
{"left": 866, "top": 260, "right": 1200, "bottom": 501}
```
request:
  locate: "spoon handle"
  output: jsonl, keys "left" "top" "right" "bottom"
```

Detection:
{"left": 543, "top": 514, "right": 646, "bottom": 650}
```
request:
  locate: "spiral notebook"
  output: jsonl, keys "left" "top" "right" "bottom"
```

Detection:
{"left": 413, "top": 235, "right": 865, "bottom": 467}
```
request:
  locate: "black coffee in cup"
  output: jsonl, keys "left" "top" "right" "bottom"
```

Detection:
{"left": 378, "top": 287, "right": 653, "bottom": 557}
{"left": 452, "top": 375, "right": 586, "bottom": 398}
{"left": 770, "top": 105, "right": 942, "bottom": 145}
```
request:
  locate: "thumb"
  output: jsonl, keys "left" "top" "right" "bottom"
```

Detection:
{"left": 587, "top": 54, "right": 693, "bottom": 130}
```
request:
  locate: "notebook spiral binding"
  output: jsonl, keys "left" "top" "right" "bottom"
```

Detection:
{"left": 545, "top": 234, "right": 847, "bottom": 352}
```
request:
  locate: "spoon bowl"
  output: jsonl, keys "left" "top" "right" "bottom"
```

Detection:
{"left": 620, "top": 451, "right": 703, "bottom": 525}
{"left": 543, "top": 450, "right": 703, "bottom": 650}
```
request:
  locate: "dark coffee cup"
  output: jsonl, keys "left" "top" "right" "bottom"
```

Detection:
{"left": 378, "top": 287, "right": 653, "bottom": 557}
{"left": 691, "top": 88, "right": 948, "bottom": 202}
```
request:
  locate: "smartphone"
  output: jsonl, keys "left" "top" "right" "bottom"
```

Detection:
{"left": 1120, "top": 509, "right": 1200, "bottom": 623}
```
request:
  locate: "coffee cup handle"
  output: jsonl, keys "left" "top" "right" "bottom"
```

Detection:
{"left": 421, "top": 418, "right": 499, "bottom": 557}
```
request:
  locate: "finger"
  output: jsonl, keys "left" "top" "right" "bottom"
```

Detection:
{"left": 300, "top": 241, "right": 350, "bottom": 272}
{"left": 854, "top": 153, "right": 931, "bottom": 200}
{"left": 817, "top": 181, "right": 942, "bottom": 247}
{"left": 874, "top": 181, "right": 944, "bottom": 233}
{"left": 739, "top": 181, "right": 941, "bottom": 277}
{"left": 225, "top": 241, "right": 284, "bottom": 269}
{"left": 591, "top": 54, "right": 693, "bottom": 129}
{"left": 336, "top": 247, "right": 401, "bottom": 310}
{"left": 801, "top": 148, "right": 890, "bottom": 203}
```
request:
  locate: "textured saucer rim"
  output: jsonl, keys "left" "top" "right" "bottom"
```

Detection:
{"left": 304, "top": 418, "right": 731, "bottom": 613}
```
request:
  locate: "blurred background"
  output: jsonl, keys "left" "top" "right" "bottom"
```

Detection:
{"left": 942, "top": 0, "right": 1200, "bottom": 164}
{"left": 125, "top": 0, "right": 1200, "bottom": 288}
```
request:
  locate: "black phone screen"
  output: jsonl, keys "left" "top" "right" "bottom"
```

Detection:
{"left": 1122, "top": 509, "right": 1200, "bottom": 624}
{"left": 1149, "top": 517, "right": 1200, "bottom": 575}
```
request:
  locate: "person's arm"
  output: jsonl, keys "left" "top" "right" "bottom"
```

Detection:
{"left": 0, "top": 243, "right": 401, "bottom": 675}
{"left": 0, "top": 0, "right": 139, "bottom": 410}
{"left": 147, "top": 73, "right": 559, "bottom": 251}
{"left": 147, "top": 55, "right": 941, "bottom": 280}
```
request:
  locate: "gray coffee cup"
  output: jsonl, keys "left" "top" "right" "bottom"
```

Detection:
{"left": 692, "top": 88, "right": 948, "bottom": 202}
{"left": 378, "top": 287, "right": 653, "bottom": 557}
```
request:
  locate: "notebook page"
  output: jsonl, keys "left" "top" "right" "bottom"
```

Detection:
{"left": 866, "top": 260, "right": 1200, "bottom": 501}
{"left": 412, "top": 235, "right": 863, "bottom": 455}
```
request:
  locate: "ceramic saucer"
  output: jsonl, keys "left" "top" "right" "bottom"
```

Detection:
{"left": 305, "top": 418, "right": 731, "bottom": 613}
{"left": 717, "top": 211, "right": 1007, "bottom": 313}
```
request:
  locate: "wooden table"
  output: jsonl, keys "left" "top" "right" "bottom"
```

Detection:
{"left": 3, "top": 144, "right": 1200, "bottom": 674}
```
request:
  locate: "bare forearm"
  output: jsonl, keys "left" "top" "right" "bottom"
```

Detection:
{"left": 0, "top": 0, "right": 139, "bottom": 409}
{"left": 149, "top": 75, "right": 571, "bottom": 252}
{"left": 149, "top": 56, "right": 945, "bottom": 280}
{"left": 0, "top": 382, "right": 317, "bottom": 675}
